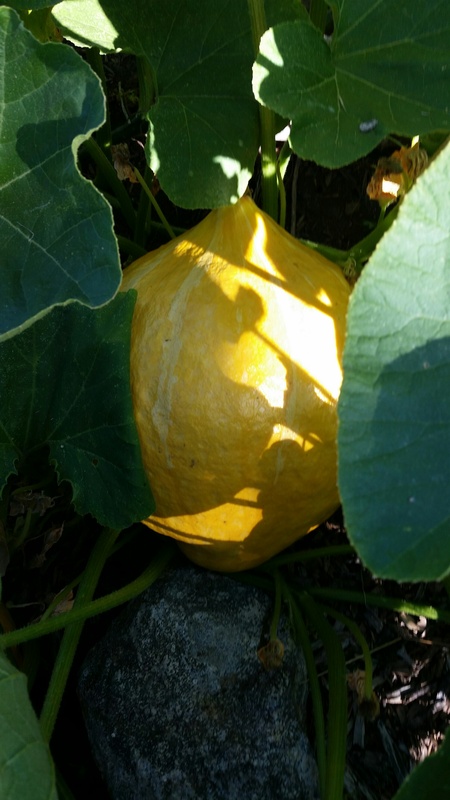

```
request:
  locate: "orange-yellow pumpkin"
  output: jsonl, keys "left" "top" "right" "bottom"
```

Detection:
{"left": 122, "top": 195, "right": 350, "bottom": 571}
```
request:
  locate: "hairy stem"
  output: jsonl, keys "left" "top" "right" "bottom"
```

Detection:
{"left": 247, "top": 0, "right": 278, "bottom": 220}
{"left": 39, "top": 527, "right": 120, "bottom": 742}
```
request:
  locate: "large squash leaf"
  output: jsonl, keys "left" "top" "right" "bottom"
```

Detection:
{"left": 338, "top": 140, "right": 450, "bottom": 582}
{"left": 0, "top": 650, "right": 57, "bottom": 800}
{"left": 53, "top": 0, "right": 305, "bottom": 208}
{"left": 392, "top": 725, "right": 450, "bottom": 800}
{"left": 53, "top": 0, "right": 120, "bottom": 51}
{"left": 0, "top": 7, "right": 120, "bottom": 343}
{"left": 253, "top": 0, "right": 450, "bottom": 167}
{"left": 3, "top": 0, "right": 62, "bottom": 9}
{"left": 0, "top": 292, "right": 154, "bottom": 530}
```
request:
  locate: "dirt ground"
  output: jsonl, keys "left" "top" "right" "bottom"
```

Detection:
{"left": 295, "top": 512, "right": 449, "bottom": 800}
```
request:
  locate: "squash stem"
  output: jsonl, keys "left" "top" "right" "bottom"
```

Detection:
{"left": 282, "top": 581, "right": 327, "bottom": 798}
{"left": 309, "top": 587, "right": 450, "bottom": 624}
{"left": 269, "top": 569, "right": 283, "bottom": 641}
{"left": 276, "top": 160, "right": 287, "bottom": 230}
{"left": 84, "top": 47, "right": 112, "bottom": 149}
{"left": 302, "top": 203, "right": 400, "bottom": 274}
{"left": 319, "top": 603, "right": 374, "bottom": 703}
{"left": 134, "top": 163, "right": 152, "bottom": 247}
{"left": 247, "top": 0, "right": 278, "bottom": 221}
{"left": 262, "top": 543, "right": 355, "bottom": 570}
{"left": 297, "top": 593, "right": 348, "bottom": 800}
{"left": 117, "top": 235, "right": 148, "bottom": 260}
{"left": 0, "top": 543, "right": 176, "bottom": 651}
{"left": 309, "top": 0, "right": 329, "bottom": 33}
{"left": 39, "top": 527, "right": 120, "bottom": 742}
{"left": 133, "top": 166, "right": 176, "bottom": 240}
{"left": 84, "top": 136, "right": 136, "bottom": 232}
{"left": 136, "top": 55, "right": 157, "bottom": 115}
{"left": 442, "top": 576, "right": 450, "bottom": 601}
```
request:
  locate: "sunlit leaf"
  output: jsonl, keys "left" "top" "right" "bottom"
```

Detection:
{"left": 254, "top": 0, "right": 450, "bottom": 167}
{"left": 53, "top": 0, "right": 119, "bottom": 51}
{"left": 54, "top": 0, "right": 305, "bottom": 208}
{"left": 0, "top": 7, "right": 120, "bottom": 342}
{"left": 3, "top": 0, "right": 63, "bottom": 10}
{"left": 338, "top": 140, "right": 450, "bottom": 582}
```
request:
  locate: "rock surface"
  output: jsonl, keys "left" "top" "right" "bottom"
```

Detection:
{"left": 78, "top": 564, "right": 319, "bottom": 800}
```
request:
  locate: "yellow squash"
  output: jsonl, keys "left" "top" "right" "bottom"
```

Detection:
{"left": 122, "top": 196, "right": 350, "bottom": 571}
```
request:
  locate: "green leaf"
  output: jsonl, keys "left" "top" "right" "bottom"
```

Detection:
{"left": 253, "top": 1, "right": 450, "bottom": 168}
{"left": 392, "top": 725, "right": 450, "bottom": 800}
{"left": 143, "top": 0, "right": 257, "bottom": 210}
{"left": 53, "top": 0, "right": 304, "bottom": 208}
{"left": 0, "top": 7, "right": 120, "bottom": 343}
{"left": 0, "top": 650, "right": 57, "bottom": 800}
{"left": 0, "top": 293, "right": 154, "bottom": 530}
{"left": 338, "top": 140, "right": 450, "bottom": 583}
{"left": 3, "top": 0, "right": 63, "bottom": 10}
{"left": 52, "top": 0, "right": 120, "bottom": 51}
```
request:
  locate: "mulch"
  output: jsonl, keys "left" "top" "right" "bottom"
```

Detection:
{"left": 293, "top": 513, "right": 450, "bottom": 800}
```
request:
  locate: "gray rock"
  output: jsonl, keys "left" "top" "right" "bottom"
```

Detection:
{"left": 79, "top": 564, "right": 319, "bottom": 800}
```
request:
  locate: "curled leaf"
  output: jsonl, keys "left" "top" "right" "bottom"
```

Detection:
{"left": 257, "top": 638, "right": 285, "bottom": 670}
{"left": 347, "top": 669, "right": 380, "bottom": 721}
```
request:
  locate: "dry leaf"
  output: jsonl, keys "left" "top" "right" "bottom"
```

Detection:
{"left": 111, "top": 143, "right": 139, "bottom": 183}
{"left": 367, "top": 143, "right": 428, "bottom": 205}
{"left": 29, "top": 524, "right": 64, "bottom": 568}
{"left": 348, "top": 669, "right": 380, "bottom": 721}
{"left": 257, "top": 638, "right": 285, "bottom": 670}
{"left": 10, "top": 490, "right": 55, "bottom": 517}
{"left": 50, "top": 590, "right": 74, "bottom": 616}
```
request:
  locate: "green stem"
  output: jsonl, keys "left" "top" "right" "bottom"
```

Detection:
{"left": 277, "top": 139, "right": 292, "bottom": 181}
{"left": 276, "top": 138, "right": 292, "bottom": 230}
{"left": 147, "top": 222, "right": 186, "bottom": 238}
{"left": 309, "top": 587, "right": 450, "bottom": 624}
{"left": 14, "top": 508, "right": 34, "bottom": 550}
{"left": 134, "top": 164, "right": 152, "bottom": 247}
{"left": 303, "top": 203, "right": 400, "bottom": 274}
{"left": 39, "top": 578, "right": 81, "bottom": 623}
{"left": 276, "top": 160, "right": 287, "bottom": 231}
{"left": 83, "top": 137, "right": 136, "bottom": 232}
{"left": 117, "top": 235, "right": 148, "bottom": 260}
{"left": 261, "top": 544, "right": 355, "bottom": 570}
{"left": 84, "top": 47, "right": 112, "bottom": 149}
{"left": 39, "top": 528, "right": 120, "bottom": 742}
{"left": 320, "top": 603, "right": 373, "bottom": 701}
{"left": 228, "top": 572, "right": 275, "bottom": 593}
{"left": 297, "top": 593, "right": 347, "bottom": 800}
{"left": 247, "top": 0, "right": 278, "bottom": 220}
{"left": 309, "top": 0, "right": 329, "bottom": 33}
{"left": 11, "top": 476, "right": 54, "bottom": 495}
{"left": 283, "top": 583, "right": 327, "bottom": 798}
{"left": 137, "top": 56, "right": 158, "bottom": 115}
{"left": 133, "top": 167, "right": 176, "bottom": 239}
{"left": 441, "top": 575, "right": 450, "bottom": 602}
{"left": 55, "top": 767, "right": 77, "bottom": 800}
{"left": 0, "top": 543, "right": 176, "bottom": 651}
{"left": 39, "top": 525, "right": 147, "bottom": 626}
{"left": 269, "top": 570, "right": 283, "bottom": 641}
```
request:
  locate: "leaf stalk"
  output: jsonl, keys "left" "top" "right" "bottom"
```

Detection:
{"left": 247, "top": 0, "right": 278, "bottom": 220}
